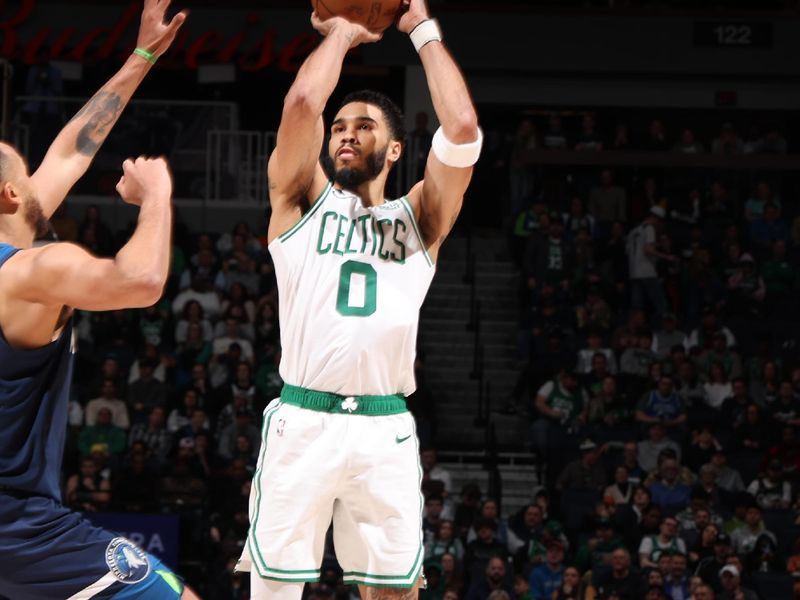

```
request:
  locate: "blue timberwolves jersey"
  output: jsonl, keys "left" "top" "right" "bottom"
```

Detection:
{"left": 0, "top": 243, "right": 74, "bottom": 500}
{"left": 0, "top": 246, "right": 184, "bottom": 599}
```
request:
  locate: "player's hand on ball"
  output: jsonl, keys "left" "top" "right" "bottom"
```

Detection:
{"left": 397, "top": 0, "right": 431, "bottom": 34}
{"left": 116, "top": 157, "right": 173, "bottom": 207}
{"left": 311, "top": 12, "right": 383, "bottom": 48}
{"left": 137, "top": 0, "right": 188, "bottom": 57}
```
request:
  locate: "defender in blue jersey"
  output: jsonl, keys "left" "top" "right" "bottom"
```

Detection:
{"left": 0, "top": 1, "right": 200, "bottom": 599}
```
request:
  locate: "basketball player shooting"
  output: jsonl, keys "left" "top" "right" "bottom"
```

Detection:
{"left": 0, "top": 1, "right": 201, "bottom": 599}
{"left": 237, "top": 0, "right": 481, "bottom": 598}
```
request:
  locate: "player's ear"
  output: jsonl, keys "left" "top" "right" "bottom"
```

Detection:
{"left": 0, "top": 181, "right": 21, "bottom": 213}
{"left": 387, "top": 139, "right": 403, "bottom": 165}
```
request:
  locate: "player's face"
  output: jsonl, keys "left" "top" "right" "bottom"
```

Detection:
{"left": 327, "top": 102, "right": 396, "bottom": 190}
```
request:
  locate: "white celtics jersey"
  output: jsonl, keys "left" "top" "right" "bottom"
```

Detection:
{"left": 269, "top": 182, "right": 435, "bottom": 397}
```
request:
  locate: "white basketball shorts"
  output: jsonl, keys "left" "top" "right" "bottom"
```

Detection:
{"left": 237, "top": 385, "right": 424, "bottom": 590}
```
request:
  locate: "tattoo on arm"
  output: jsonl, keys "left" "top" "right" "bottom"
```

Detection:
{"left": 71, "top": 91, "right": 124, "bottom": 157}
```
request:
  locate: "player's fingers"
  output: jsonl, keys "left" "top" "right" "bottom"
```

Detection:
{"left": 115, "top": 176, "right": 126, "bottom": 195}
{"left": 134, "top": 156, "right": 153, "bottom": 171}
{"left": 167, "top": 10, "right": 188, "bottom": 33}
{"left": 396, "top": 1, "right": 411, "bottom": 25}
{"left": 121, "top": 158, "right": 135, "bottom": 174}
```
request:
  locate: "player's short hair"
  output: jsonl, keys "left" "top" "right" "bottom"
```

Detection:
{"left": 339, "top": 90, "right": 407, "bottom": 143}
{"left": 0, "top": 147, "right": 10, "bottom": 182}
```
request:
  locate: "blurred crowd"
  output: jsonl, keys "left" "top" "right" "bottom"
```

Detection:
{"left": 472, "top": 112, "right": 800, "bottom": 599}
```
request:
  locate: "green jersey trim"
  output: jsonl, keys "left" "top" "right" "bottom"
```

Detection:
{"left": 256, "top": 574, "right": 322, "bottom": 583}
{"left": 399, "top": 196, "right": 434, "bottom": 268}
{"left": 280, "top": 384, "right": 407, "bottom": 416}
{"left": 155, "top": 570, "right": 183, "bottom": 594}
{"left": 278, "top": 181, "right": 333, "bottom": 243}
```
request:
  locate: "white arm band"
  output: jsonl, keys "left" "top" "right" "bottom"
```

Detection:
{"left": 432, "top": 126, "right": 483, "bottom": 168}
{"left": 410, "top": 19, "right": 442, "bottom": 53}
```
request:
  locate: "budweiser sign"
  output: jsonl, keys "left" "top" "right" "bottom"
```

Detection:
{"left": 0, "top": 0, "right": 321, "bottom": 71}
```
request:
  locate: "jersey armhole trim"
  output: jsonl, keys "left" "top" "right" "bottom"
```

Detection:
{"left": 278, "top": 181, "right": 333, "bottom": 244}
{"left": 398, "top": 197, "right": 434, "bottom": 268}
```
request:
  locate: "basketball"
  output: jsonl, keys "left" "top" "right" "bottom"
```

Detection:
{"left": 312, "top": 0, "right": 405, "bottom": 33}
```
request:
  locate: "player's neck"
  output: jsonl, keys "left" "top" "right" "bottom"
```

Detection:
{"left": 0, "top": 219, "right": 35, "bottom": 249}
{"left": 334, "top": 174, "right": 389, "bottom": 207}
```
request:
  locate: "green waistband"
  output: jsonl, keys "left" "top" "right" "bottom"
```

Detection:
{"left": 280, "top": 384, "right": 407, "bottom": 416}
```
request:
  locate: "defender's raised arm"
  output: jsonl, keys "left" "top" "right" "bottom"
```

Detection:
{"left": 30, "top": 0, "right": 187, "bottom": 219}
{"left": 5, "top": 157, "right": 173, "bottom": 316}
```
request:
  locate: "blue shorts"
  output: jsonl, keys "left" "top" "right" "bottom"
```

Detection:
{"left": 0, "top": 492, "right": 184, "bottom": 600}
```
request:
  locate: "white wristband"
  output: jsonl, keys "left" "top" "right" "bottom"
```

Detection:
{"left": 410, "top": 19, "right": 442, "bottom": 53}
{"left": 432, "top": 126, "right": 483, "bottom": 168}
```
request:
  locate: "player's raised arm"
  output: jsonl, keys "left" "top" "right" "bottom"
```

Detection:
{"left": 400, "top": 0, "right": 481, "bottom": 259}
{"left": 266, "top": 13, "right": 381, "bottom": 242}
{"left": 8, "top": 157, "right": 173, "bottom": 311}
{"left": 30, "top": 0, "right": 187, "bottom": 219}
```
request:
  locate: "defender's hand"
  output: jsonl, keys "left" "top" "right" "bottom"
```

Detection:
{"left": 397, "top": 0, "right": 431, "bottom": 34}
{"left": 136, "top": 0, "right": 188, "bottom": 57}
{"left": 116, "top": 157, "right": 173, "bottom": 207}
{"left": 311, "top": 12, "right": 383, "bottom": 48}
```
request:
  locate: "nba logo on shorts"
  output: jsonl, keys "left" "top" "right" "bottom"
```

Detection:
{"left": 105, "top": 537, "right": 151, "bottom": 584}
{"left": 277, "top": 419, "right": 286, "bottom": 436}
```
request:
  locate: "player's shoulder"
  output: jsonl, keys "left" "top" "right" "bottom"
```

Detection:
{"left": 268, "top": 162, "right": 329, "bottom": 216}
{"left": 402, "top": 181, "right": 425, "bottom": 216}
{"left": 0, "top": 243, "right": 81, "bottom": 288}
{"left": 10, "top": 242, "right": 83, "bottom": 265}
{"left": 306, "top": 167, "right": 332, "bottom": 208}
{"left": 0, "top": 245, "right": 30, "bottom": 288}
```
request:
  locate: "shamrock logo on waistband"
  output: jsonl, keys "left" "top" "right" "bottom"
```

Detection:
{"left": 341, "top": 397, "right": 359, "bottom": 413}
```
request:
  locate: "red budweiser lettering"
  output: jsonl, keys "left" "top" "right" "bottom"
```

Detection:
{"left": 0, "top": 0, "right": 320, "bottom": 72}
